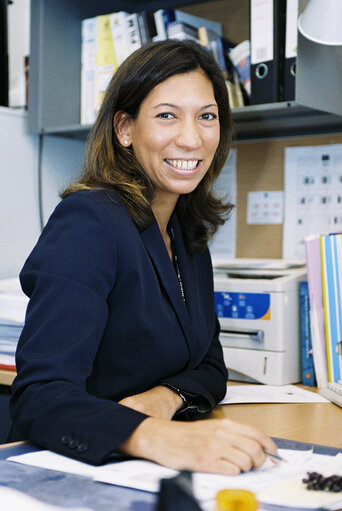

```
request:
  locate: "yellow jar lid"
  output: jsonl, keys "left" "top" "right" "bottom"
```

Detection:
{"left": 215, "top": 489, "right": 258, "bottom": 511}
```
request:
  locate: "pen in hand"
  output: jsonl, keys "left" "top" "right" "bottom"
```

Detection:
{"left": 264, "top": 450, "right": 287, "bottom": 463}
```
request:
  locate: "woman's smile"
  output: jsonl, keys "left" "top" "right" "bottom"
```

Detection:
{"left": 164, "top": 159, "right": 200, "bottom": 171}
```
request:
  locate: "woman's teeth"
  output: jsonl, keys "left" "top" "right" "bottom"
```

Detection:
{"left": 165, "top": 159, "right": 198, "bottom": 170}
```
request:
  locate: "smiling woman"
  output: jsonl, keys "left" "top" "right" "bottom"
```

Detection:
{"left": 114, "top": 70, "right": 220, "bottom": 239}
{"left": 9, "top": 39, "right": 279, "bottom": 475}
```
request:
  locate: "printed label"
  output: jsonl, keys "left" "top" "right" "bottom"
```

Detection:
{"left": 215, "top": 291, "right": 271, "bottom": 320}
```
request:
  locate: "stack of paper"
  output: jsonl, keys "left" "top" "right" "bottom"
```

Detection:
{"left": 8, "top": 448, "right": 342, "bottom": 510}
{"left": 0, "top": 278, "right": 28, "bottom": 371}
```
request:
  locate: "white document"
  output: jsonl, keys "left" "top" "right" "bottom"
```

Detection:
{"left": 219, "top": 384, "right": 329, "bottom": 404}
{"left": 8, "top": 449, "right": 342, "bottom": 510}
{"left": 0, "top": 485, "right": 91, "bottom": 511}
{"left": 283, "top": 143, "right": 342, "bottom": 260}
{"left": 247, "top": 191, "right": 284, "bottom": 224}
{"left": 210, "top": 149, "right": 237, "bottom": 265}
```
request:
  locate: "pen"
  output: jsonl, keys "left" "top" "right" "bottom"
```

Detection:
{"left": 264, "top": 450, "right": 287, "bottom": 463}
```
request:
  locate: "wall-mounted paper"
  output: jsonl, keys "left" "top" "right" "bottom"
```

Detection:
{"left": 247, "top": 191, "right": 283, "bottom": 224}
{"left": 283, "top": 143, "right": 342, "bottom": 260}
{"left": 210, "top": 149, "right": 237, "bottom": 265}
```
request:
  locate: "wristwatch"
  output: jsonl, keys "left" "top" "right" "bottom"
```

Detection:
{"left": 158, "top": 382, "right": 211, "bottom": 420}
{"left": 159, "top": 382, "right": 192, "bottom": 407}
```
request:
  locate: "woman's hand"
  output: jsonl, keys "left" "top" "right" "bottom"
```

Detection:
{"left": 118, "top": 417, "right": 278, "bottom": 476}
{"left": 118, "top": 385, "right": 184, "bottom": 421}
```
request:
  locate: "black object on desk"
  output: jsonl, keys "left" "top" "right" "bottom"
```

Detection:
{"left": 157, "top": 471, "right": 202, "bottom": 511}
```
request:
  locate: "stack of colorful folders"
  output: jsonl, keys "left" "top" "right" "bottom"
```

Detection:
{"left": 320, "top": 233, "right": 342, "bottom": 383}
{"left": 305, "top": 233, "right": 342, "bottom": 387}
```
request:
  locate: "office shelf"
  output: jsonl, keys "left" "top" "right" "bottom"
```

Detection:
{"left": 29, "top": 0, "right": 342, "bottom": 141}
{"left": 233, "top": 102, "right": 342, "bottom": 141}
{"left": 40, "top": 103, "right": 342, "bottom": 142}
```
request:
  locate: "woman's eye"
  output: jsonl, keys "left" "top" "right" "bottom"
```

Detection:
{"left": 157, "top": 112, "right": 174, "bottom": 119}
{"left": 200, "top": 113, "right": 217, "bottom": 120}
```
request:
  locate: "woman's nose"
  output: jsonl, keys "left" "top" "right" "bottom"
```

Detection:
{"left": 175, "top": 120, "right": 202, "bottom": 150}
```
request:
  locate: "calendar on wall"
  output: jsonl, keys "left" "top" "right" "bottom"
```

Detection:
{"left": 283, "top": 143, "right": 342, "bottom": 260}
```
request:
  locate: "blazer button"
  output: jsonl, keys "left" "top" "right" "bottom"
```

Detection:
{"left": 68, "top": 438, "right": 79, "bottom": 449}
{"left": 61, "top": 435, "right": 71, "bottom": 446}
{"left": 77, "top": 442, "right": 88, "bottom": 453}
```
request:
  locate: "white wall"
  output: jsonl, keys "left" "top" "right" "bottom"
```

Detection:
{"left": 0, "top": 108, "right": 39, "bottom": 278}
{"left": 40, "top": 136, "right": 85, "bottom": 224}
{"left": 0, "top": 109, "right": 85, "bottom": 278}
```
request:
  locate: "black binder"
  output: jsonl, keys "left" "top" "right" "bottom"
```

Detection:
{"left": 284, "top": 0, "right": 299, "bottom": 101}
{"left": 250, "top": 0, "right": 286, "bottom": 105}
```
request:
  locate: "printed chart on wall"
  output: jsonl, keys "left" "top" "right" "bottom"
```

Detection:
{"left": 209, "top": 148, "right": 237, "bottom": 265}
{"left": 283, "top": 143, "right": 342, "bottom": 260}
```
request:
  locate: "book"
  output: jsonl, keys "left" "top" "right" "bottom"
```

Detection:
{"left": 125, "top": 13, "right": 142, "bottom": 56}
{"left": 109, "top": 11, "right": 130, "bottom": 67}
{"left": 175, "top": 10, "right": 222, "bottom": 36}
{"left": 300, "top": 281, "right": 316, "bottom": 386}
{"left": 154, "top": 9, "right": 176, "bottom": 41}
{"left": 137, "top": 11, "right": 157, "bottom": 45}
{"left": 304, "top": 235, "right": 328, "bottom": 388}
{"left": 80, "top": 17, "right": 97, "bottom": 125}
{"left": 198, "top": 26, "right": 220, "bottom": 48}
{"left": 166, "top": 21, "right": 199, "bottom": 43}
{"left": 229, "top": 39, "right": 251, "bottom": 98}
{"left": 320, "top": 233, "right": 342, "bottom": 383}
{"left": 95, "top": 13, "right": 118, "bottom": 115}
{"left": 210, "top": 38, "right": 244, "bottom": 108}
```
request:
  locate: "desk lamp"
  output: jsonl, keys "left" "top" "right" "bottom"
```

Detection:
{"left": 296, "top": 0, "right": 342, "bottom": 116}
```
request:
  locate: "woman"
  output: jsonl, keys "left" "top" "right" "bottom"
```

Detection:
{"left": 9, "top": 40, "right": 277, "bottom": 475}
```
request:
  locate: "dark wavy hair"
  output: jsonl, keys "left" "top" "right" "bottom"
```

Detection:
{"left": 62, "top": 39, "right": 234, "bottom": 254}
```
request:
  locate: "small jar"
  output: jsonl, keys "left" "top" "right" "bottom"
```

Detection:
{"left": 215, "top": 489, "right": 258, "bottom": 511}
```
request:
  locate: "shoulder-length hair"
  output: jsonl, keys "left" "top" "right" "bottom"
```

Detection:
{"left": 62, "top": 39, "right": 234, "bottom": 254}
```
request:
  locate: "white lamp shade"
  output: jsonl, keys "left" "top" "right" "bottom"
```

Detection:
{"left": 298, "top": 0, "right": 342, "bottom": 45}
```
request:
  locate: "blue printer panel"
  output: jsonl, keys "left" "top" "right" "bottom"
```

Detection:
{"left": 214, "top": 291, "right": 271, "bottom": 320}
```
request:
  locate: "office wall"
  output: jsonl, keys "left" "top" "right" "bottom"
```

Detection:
{"left": 0, "top": 108, "right": 39, "bottom": 278}
{"left": 234, "top": 133, "right": 342, "bottom": 259}
{"left": 0, "top": 108, "right": 85, "bottom": 279}
{"left": 40, "top": 136, "right": 85, "bottom": 225}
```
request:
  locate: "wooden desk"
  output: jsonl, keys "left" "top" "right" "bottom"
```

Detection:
{"left": 212, "top": 383, "right": 342, "bottom": 449}
{"left": 0, "top": 388, "right": 341, "bottom": 511}
{"left": 0, "top": 369, "right": 15, "bottom": 386}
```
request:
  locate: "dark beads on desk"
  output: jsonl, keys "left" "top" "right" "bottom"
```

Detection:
{"left": 303, "top": 472, "right": 342, "bottom": 492}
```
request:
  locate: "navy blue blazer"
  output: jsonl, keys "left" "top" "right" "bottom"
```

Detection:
{"left": 9, "top": 190, "right": 227, "bottom": 464}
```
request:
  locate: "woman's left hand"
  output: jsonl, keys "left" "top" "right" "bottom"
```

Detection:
{"left": 118, "top": 385, "right": 184, "bottom": 420}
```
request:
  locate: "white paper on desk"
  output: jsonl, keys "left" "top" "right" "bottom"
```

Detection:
{"left": 0, "top": 277, "right": 28, "bottom": 323}
{"left": 0, "top": 485, "right": 91, "bottom": 511}
{"left": 219, "top": 384, "right": 329, "bottom": 404}
{"left": 8, "top": 449, "right": 99, "bottom": 478}
{"left": 9, "top": 449, "right": 342, "bottom": 509}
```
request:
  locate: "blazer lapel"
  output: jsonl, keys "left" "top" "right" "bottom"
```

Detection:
{"left": 140, "top": 218, "right": 193, "bottom": 351}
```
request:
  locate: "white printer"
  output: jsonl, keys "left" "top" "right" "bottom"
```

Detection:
{"left": 214, "top": 260, "right": 306, "bottom": 385}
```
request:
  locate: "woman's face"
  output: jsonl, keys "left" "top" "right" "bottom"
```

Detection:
{"left": 120, "top": 70, "right": 220, "bottom": 206}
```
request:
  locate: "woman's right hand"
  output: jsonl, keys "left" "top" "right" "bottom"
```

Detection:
{"left": 118, "top": 417, "right": 278, "bottom": 475}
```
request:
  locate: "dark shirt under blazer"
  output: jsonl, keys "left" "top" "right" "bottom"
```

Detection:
{"left": 9, "top": 190, "right": 228, "bottom": 464}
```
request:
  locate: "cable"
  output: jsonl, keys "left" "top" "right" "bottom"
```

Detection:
{"left": 37, "top": 133, "right": 44, "bottom": 231}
